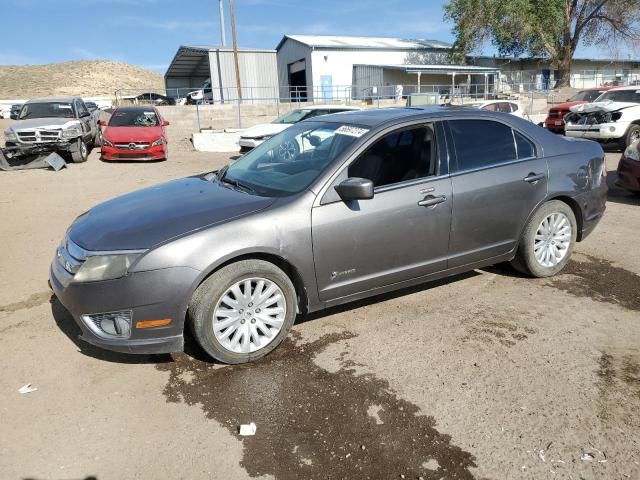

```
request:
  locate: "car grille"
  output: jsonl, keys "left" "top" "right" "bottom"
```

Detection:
{"left": 17, "top": 129, "right": 61, "bottom": 143}
{"left": 114, "top": 142, "right": 151, "bottom": 150}
{"left": 112, "top": 153, "right": 155, "bottom": 159}
{"left": 56, "top": 236, "right": 87, "bottom": 275}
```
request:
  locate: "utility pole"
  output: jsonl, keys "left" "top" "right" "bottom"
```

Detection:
{"left": 218, "top": 0, "right": 226, "bottom": 47}
{"left": 229, "top": 0, "right": 242, "bottom": 102}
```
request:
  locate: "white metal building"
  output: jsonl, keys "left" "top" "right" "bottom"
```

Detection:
{"left": 275, "top": 35, "right": 499, "bottom": 100}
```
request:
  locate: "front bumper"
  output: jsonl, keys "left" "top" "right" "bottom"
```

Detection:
{"left": 238, "top": 137, "right": 265, "bottom": 151}
{"left": 565, "top": 121, "right": 629, "bottom": 141}
{"left": 101, "top": 144, "right": 166, "bottom": 161}
{"left": 616, "top": 156, "right": 640, "bottom": 192}
{"left": 49, "top": 258, "right": 200, "bottom": 354}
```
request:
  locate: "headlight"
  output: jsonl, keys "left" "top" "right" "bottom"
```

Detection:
{"left": 102, "top": 137, "right": 114, "bottom": 147}
{"left": 74, "top": 254, "right": 140, "bottom": 282}
{"left": 5, "top": 130, "right": 17, "bottom": 141}
{"left": 623, "top": 142, "right": 640, "bottom": 162}
{"left": 151, "top": 137, "right": 164, "bottom": 146}
{"left": 258, "top": 135, "right": 273, "bottom": 140}
{"left": 62, "top": 126, "right": 82, "bottom": 138}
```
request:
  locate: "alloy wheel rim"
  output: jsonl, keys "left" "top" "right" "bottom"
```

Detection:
{"left": 277, "top": 141, "right": 297, "bottom": 162}
{"left": 81, "top": 142, "right": 87, "bottom": 157}
{"left": 534, "top": 212, "right": 572, "bottom": 267}
{"left": 213, "top": 277, "right": 286, "bottom": 354}
{"left": 632, "top": 129, "right": 640, "bottom": 142}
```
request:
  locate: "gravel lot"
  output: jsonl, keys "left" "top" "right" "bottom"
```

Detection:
{"left": 0, "top": 117, "right": 639, "bottom": 480}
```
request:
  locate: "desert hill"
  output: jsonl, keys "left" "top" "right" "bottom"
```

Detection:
{"left": 0, "top": 60, "right": 164, "bottom": 99}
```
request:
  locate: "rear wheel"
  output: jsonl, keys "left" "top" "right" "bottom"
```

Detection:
{"left": 189, "top": 260, "right": 297, "bottom": 363}
{"left": 70, "top": 138, "right": 88, "bottom": 163}
{"left": 511, "top": 200, "right": 577, "bottom": 277}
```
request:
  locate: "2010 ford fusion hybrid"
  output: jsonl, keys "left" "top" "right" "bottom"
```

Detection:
{"left": 50, "top": 107, "right": 607, "bottom": 363}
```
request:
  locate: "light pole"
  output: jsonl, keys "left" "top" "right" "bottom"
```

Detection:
{"left": 229, "top": 0, "right": 242, "bottom": 102}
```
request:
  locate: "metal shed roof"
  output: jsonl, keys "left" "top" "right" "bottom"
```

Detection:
{"left": 277, "top": 35, "right": 452, "bottom": 51}
{"left": 164, "top": 45, "right": 277, "bottom": 78}
{"left": 362, "top": 64, "right": 501, "bottom": 74}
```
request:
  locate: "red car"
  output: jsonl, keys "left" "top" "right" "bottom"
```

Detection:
{"left": 544, "top": 87, "right": 612, "bottom": 134}
{"left": 99, "top": 106, "right": 169, "bottom": 161}
{"left": 616, "top": 140, "right": 640, "bottom": 195}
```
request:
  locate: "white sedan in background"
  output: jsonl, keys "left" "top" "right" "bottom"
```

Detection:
{"left": 238, "top": 105, "right": 361, "bottom": 152}
{"left": 468, "top": 100, "right": 523, "bottom": 117}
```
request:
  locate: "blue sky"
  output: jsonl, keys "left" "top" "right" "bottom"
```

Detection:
{"left": 0, "top": 0, "right": 632, "bottom": 72}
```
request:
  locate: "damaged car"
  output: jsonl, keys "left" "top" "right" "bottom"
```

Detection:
{"left": 565, "top": 86, "right": 640, "bottom": 148}
{"left": 2, "top": 97, "right": 100, "bottom": 169}
{"left": 50, "top": 106, "right": 607, "bottom": 363}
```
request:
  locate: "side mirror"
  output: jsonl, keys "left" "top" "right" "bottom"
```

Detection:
{"left": 162, "top": 120, "right": 170, "bottom": 126}
{"left": 334, "top": 177, "right": 374, "bottom": 201}
{"left": 97, "top": 119, "right": 106, "bottom": 126}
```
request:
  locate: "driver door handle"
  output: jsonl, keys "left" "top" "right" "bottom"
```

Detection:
{"left": 523, "top": 172, "right": 546, "bottom": 183}
{"left": 418, "top": 195, "right": 447, "bottom": 207}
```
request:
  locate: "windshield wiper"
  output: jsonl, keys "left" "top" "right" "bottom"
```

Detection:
{"left": 216, "top": 165, "right": 255, "bottom": 194}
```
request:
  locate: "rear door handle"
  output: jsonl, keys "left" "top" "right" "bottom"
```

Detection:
{"left": 524, "top": 172, "right": 546, "bottom": 183}
{"left": 418, "top": 195, "right": 447, "bottom": 207}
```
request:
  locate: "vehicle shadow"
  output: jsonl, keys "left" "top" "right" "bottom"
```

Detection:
{"left": 50, "top": 296, "right": 172, "bottom": 364}
{"left": 605, "top": 169, "right": 640, "bottom": 206}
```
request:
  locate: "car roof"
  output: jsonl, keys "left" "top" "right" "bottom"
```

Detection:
{"left": 112, "top": 106, "right": 158, "bottom": 113}
{"left": 582, "top": 86, "right": 612, "bottom": 91}
{"left": 26, "top": 96, "right": 78, "bottom": 104}
{"left": 295, "top": 105, "right": 361, "bottom": 111}
{"left": 605, "top": 85, "right": 640, "bottom": 91}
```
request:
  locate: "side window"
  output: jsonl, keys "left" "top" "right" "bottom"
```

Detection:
{"left": 481, "top": 103, "right": 497, "bottom": 111}
{"left": 449, "top": 120, "right": 516, "bottom": 171}
{"left": 514, "top": 130, "right": 536, "bottom": 159}
{"left": 76, "top": 100, "right": 88, "bottom": 117}
{"left": 348, "top": 124, "right": 437, "bottom": 188}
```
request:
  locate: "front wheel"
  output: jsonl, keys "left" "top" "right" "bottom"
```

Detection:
{"left": 189, "top": 260, "right": 297, "bottom": 364}
{"left": 70, "top": 138, "right": 88, "bottom": 163}
{"left": 511, "top": 200, "right": 577, "bottom": 277}
{"left": 625, "top": 124, "right": 640, "bottom": 149}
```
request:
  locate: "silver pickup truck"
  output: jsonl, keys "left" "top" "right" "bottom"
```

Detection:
{"left": 3, "top": 96, "right": 101, "bottom": 164}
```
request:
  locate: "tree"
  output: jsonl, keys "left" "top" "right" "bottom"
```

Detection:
{"left": 443, "top": 0, "right": 640, "bottom": 87}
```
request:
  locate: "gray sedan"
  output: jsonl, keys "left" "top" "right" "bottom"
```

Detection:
{"left": 50, "top": 107, "right": 607, "bottom": 363}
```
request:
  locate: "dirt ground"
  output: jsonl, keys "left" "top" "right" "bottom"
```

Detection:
{"left": 0, "top": 117, "right": 639, "bottom": 480}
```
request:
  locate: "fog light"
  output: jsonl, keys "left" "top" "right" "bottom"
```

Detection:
{"left": 609, "top": 126, "right": 616, "bottom": 132}
{"left": 82, "top": 310, "right": 132, "bottom": 339}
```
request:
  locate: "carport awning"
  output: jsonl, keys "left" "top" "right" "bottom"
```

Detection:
{"left": 358, "top": 64, "right": 501, "bottom": 75}
{"left": 165, "top": 45, "right": 211, "bottom": 79}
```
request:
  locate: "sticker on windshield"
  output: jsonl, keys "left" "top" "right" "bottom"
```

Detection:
{"left": 144, "top": 111, "right": 154, "bottom": 115}
{"left": 336, "top": 125, "right": 369, "bottom": 138}
{"left": 59, "top": 105, "right": 72, "bottom": 109}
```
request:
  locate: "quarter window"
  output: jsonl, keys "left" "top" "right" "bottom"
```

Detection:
{"left": 514, "top": 130, "right": 536, "bottom": 159}
{"left": 449, "top": 120, "right": 516, "bottom": 171}
{"left": 348, "top": 125, "right": 437, "bottom": 188}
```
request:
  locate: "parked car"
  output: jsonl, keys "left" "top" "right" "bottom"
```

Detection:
{"left": 3, "top": 97, "right": 100, "bottom": 163}
{"left": 132, "top": 93, "right": 176, "bottom": 106}
{"left": 565, "top": 86, "right": 640, "bottom": 148}
{"left": 468, "top": 100, "right": 523, "bottom": 117}
{"left": 99, "top": 106, "right": 169, "bottom": 161}
{"left": 544, "top": 87, "right": 612, "bottom": 134}
{"left": 50, "top": 107, "right": 607, "bottom": 363}
{"left": 185, "top": 79, "right": 213, "bottom": 105}
{"left": 238, "top": 105, "right": 362, "bottom": 153}
{"left": 9, "top": 104, "right": 23, "bottom": 120}
{"left": 616, "top": 139, "right": 640, "bottom": 195}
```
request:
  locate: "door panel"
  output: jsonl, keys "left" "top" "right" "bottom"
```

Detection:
{"left": 449, "top": 158, "right": 548, "bottom": 267}
{"left": 312, "top": 177, "right": 452, "bottom": 301}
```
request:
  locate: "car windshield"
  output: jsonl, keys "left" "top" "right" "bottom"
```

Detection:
{"left": 272, "top": 109, "right": 312, "bottom": 124}
{"left": 595, "top": 89, "right": 640, "bottom": 103}
{"left": 19, "top": 102, "right": 74, "bottom": 119}
{"left": 570, "top": 90, "right": 605, "bottom": 102}
{"left": 220, "top": 121, "right": 366, "bottom": 197}
{"left": 109, "top": 110, "right": 159, "bottom": 127}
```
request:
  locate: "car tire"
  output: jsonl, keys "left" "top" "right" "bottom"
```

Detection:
{"left": 511, "top": 200, "right": 577, "bottom": 278}
{"left": 625, "top": 124, "right": 640, "bottom": 149}
{"left": 70, "top": 138, "right": 88, "bottom": 163}
{"left": 189, "top": 259, "right": 297, "bottom": 364}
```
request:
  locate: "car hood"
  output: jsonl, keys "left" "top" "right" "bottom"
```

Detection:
{"left": 9, "top": 117, "right": 79, "bottom": 130}
{"left": 550, "top": 100, "right": 586, "bottom": 112}
{"left": 569, "top": 101, "right": 638, "bottom": 113}
{"left": 68, "top": 175, "right": 276, "bottom": 251}
{"left": 240, "top": 123, "right": 290, "bottom": 139}
{"left": 103, "top": 126, "right": 164, "bottom": 142}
